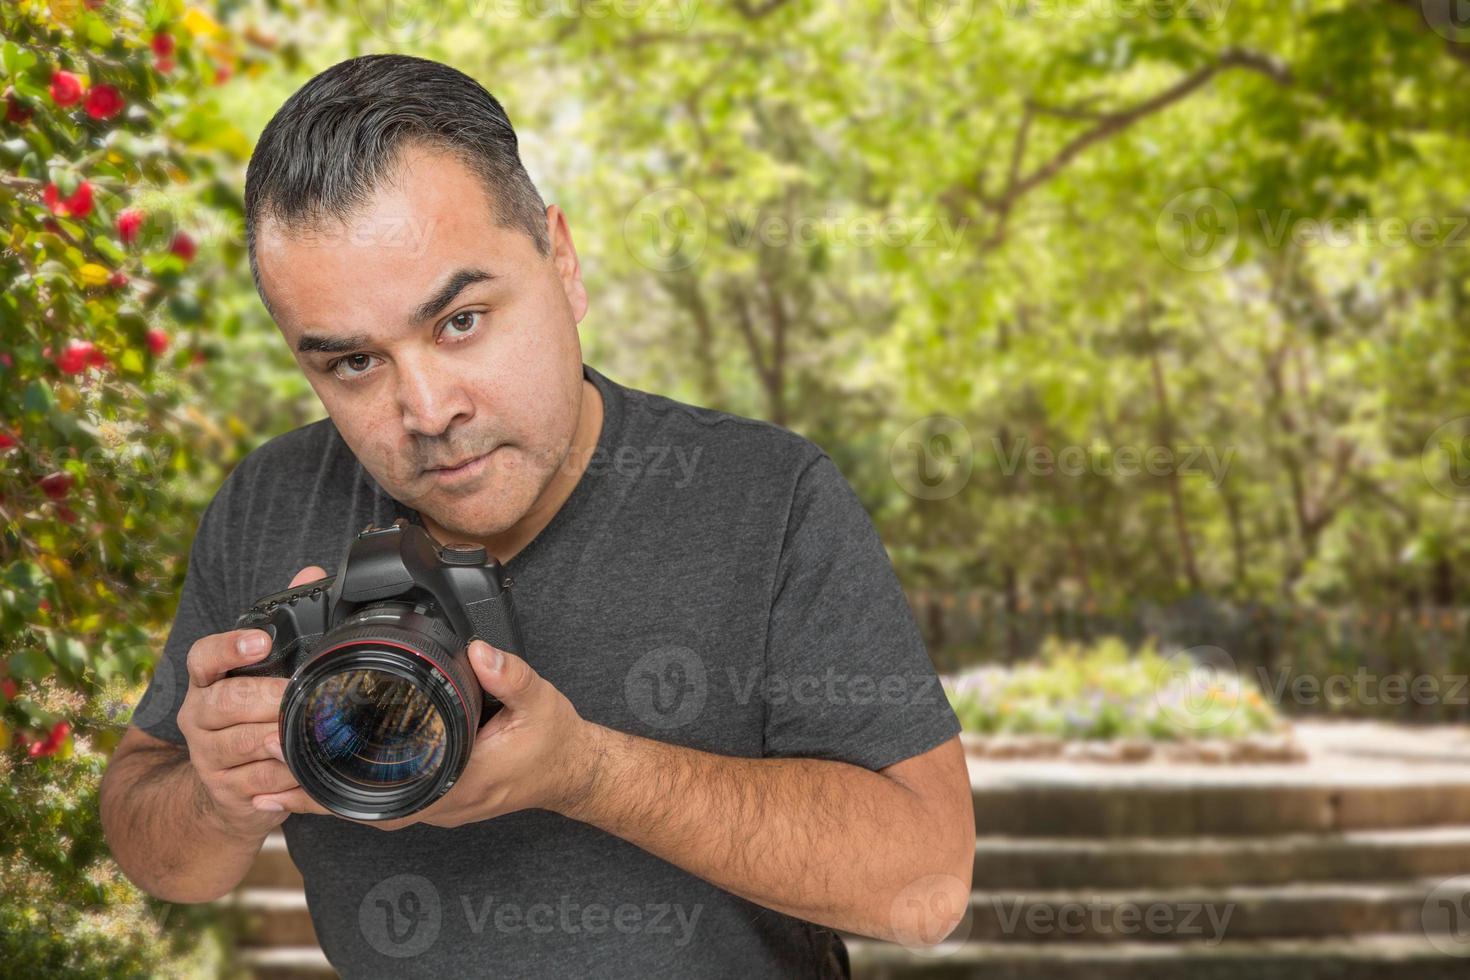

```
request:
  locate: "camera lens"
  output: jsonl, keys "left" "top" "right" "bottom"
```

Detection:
{"left": 301, "top": 667, "right": 447, "bottom": 788}
{"left": 277, "top": 602, "right": 487, "bottom": 821}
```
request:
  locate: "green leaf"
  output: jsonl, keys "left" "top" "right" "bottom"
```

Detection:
{"left": 82, "top": 15, "right": 114, "bottom": 48}
{"left": 22, "top": 379, "right": 54, "bottom": 417}
{"left": 7, "top": 648, "right": 52, "bottom": 681}
{"left": 3, "top": 42, "right": 38, "bottom": 77}
{"left": 92, "top": 235, "right": 127, "bottom": 263}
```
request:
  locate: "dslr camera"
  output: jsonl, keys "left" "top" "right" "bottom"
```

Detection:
{"left": 226, "top": 519, "right": 524, "bottom": 821}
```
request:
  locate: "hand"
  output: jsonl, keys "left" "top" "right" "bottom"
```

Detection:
{"left": 256, "top": 640, "right": 597, "bottom": 831}
{"left": 176, "top": 565, "right": 326, "bottom": 839}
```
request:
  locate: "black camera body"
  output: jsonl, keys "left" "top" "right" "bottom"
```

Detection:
{"left": 226, "top": 519, "right": 524, "bottom": 821}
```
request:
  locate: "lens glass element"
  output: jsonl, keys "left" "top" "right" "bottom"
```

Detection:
{"left": 301, "top": 667, "right": 446, "bottom": 788}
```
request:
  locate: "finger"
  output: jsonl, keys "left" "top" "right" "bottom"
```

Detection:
{"left": 221, "top": 759, "right": 299, "bottom": 799}
{"left": 469, "top": 641, "right": 539, "bottom": 710}
{"left": 188, "top": 629, "right": 275, "bottom": 688}
{"left": 252, "top": 786, "right": 333, "bottom": 817}
{"left": 199, "top": 722, "right": 282, "bottom": 770}
{"left": 289, "top": 565, "right": 328, "bottom": 589}
{"left": 192, "top": 677, "right": 289, "bottom": 730}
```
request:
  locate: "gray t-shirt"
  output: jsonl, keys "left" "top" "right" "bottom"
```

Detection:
{"left": 132, "top": 363, "right": 960, "bottom": 978}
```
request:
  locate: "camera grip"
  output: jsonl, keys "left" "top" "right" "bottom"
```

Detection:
{"left": 462, "top": 588, "right": 525, "bottom": 658}
{"left": 223, "top": 579, "right": 335, "bottom": 680}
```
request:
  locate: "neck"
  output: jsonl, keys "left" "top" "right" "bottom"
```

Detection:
{"left": 423, "top": 376, "right": 603, "bottom": 564}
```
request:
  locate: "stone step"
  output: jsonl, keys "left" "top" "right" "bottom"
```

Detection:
{"left": 957, "top": 877, "right": 1470, "bottom": 943}
{"left": 971, "top": 766, "right": 1470, "bottom": 837}
{"left": 973, "top": 827, "right": 1470, "bottom": 888}
{"left": 242, "top": 834, "right": 302, "bottom": 890}
{"left": 238, "top": 947, "right": 335, "bottom": 980}
{"left": 846, "top": 934, "right": 1470, "bottom": 980}
{"left": 228, "top": 889, "right": 319, "bottom": 948}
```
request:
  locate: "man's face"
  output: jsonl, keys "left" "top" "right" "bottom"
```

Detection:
{"left": 254, "top": 144, "right": 589, "bottom": 540}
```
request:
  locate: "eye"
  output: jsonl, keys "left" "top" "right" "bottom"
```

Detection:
{"left": 330, "top": 352, "right": 379, "bottom": 382}
{"left": 440, "top": 310, "right": 482, "bottom": 340}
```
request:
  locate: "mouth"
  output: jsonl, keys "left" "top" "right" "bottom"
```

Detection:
{"left": 423, "top": 449, "right": 494, "bottom": 480}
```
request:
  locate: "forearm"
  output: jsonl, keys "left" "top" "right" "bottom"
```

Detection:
{"left": 100, "top": 745, "right": 266, "bottom": 903}
{"left": 559, "top": 723, "right": 969, "bottom": 942}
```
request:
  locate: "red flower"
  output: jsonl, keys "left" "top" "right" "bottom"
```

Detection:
{"left": 170, "top": 231, "right": 197, "bottom": 261}
{"left": 214, "top": 63, "right": 233, "bottom": 86}
{"left": 155, "top": 57, "right": 175, "bottom": 74}
{"left": 0, "top": 430, "right": 15, "bottom": 449}
{"left": 146, "top": 328, "right": 169, "bottom": 355}
{"left": 0, "top": 353, "right": 11, "bottom": 368}
{"left": 0, "top": 678, "right": 16, "bottom": 700}
{"left": 39, "top": 472, "right": 73, "bottom": 500}
{"left": 151, "top": 32, "right": 175, "bottom": 58}
{"left": 56, "top": 505, "right": 79, "bottom": 525}
{"left": 109, "top": 271, "right": 129, "bottom": 289}
{"left": 116, "top": 207, "right": 144, "bottom": 244}
{"left": 56, "top": 339, "right": 94, "bottom": 374}
{"left": 28, "top": 721, "right": 71, "bottom": 758}
{"left": 5, "top": 92, "right": 32, "bottom": 125}
{"left": 49, "top": 70, "right": 82, "bottom": 107}
{"left": 43, "top": 181, "right": 94, "bottom": 219}
{"left": 85, "top": 346, "right": 109, "bottom": 368}
{"left": 84, "top": 84, "right": 124, "bottom": 121}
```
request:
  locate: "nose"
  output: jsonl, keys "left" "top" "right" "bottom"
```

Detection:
{"left": 396, "top": 351, "right": 473, "bottom": 438}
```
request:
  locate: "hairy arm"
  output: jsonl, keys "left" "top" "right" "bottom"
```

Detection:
{"left": 99, "top": 727, "right": 271, "bottom": 904}
{"left": 560, "top": 726, "right": 975, "bottom": 945}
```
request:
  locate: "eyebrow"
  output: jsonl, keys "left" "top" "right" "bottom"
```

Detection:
{"left": 296, "top": 267, "right": 498, "bottom": 355}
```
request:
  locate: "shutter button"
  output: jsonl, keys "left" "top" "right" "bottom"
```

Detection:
{"left": 440, "top": 543, "right": 488, "bottom": 565}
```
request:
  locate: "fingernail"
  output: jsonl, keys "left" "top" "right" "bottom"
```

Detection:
{"left": 237, "top": 632, "right": 268, "bottom": 657}
{"left": 254, "top": 799, "right": 283, "bottom": 812}
{"left": 488, "top": 644, "right": 504, "bottom": 672}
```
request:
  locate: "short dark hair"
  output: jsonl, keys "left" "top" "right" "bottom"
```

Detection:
{"left": 244, "top": 54, "right": 549, "bottom": 318}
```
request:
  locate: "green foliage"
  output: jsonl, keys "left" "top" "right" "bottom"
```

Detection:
{"left": 0, "top": 679, "right": 228, "bottom": 979}
{"left": 336, "top": 0, "right": 1470, "bottom": 608}
{"left": 945, "top": 636, "right": 1282, "bottom": 741}
{"left": 1, "top": 1, "right": 276, "bottom": 974}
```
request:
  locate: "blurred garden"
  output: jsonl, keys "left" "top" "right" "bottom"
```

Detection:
{"left": 4, "top": 0, "right": 1470, "bottom": 975}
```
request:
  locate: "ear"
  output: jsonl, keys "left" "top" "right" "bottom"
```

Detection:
{"left": 545, "top": 204, "right": 588, "bottom": 324}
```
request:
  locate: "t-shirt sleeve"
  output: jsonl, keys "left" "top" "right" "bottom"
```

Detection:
{"left": 761, "top": 452, "right": 961, "bottom": 771}
{"left": 129, "top": 482, "right": 239, "bottom": 746}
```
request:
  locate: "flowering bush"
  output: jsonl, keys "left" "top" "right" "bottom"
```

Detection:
{"left": 944, "top": 636, "right": 1283, "bottom": 742}
{"left": 0, "top": 679, "right": 229, "bottom": 978}
{"left": 1, "top": 0, "right": 274, "bottom": 973}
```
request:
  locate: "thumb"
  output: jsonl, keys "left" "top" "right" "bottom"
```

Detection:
{"left": 289, "top": 565, "right": 328, "bottom": 588}
{"left": 469, "top": 639, "right": 537, "bottom": 709}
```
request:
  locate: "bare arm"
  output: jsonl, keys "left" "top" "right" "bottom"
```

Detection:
{"left": 560, "top": 727, "right": 976, "bottom": 945}
{"left": 100, "top": 727, "right": 272, "bottom": 903}
{"left": 100, "top": 566, "right": 326, "bottom": 903}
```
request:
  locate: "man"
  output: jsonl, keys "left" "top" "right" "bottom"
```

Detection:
{"left": 100, "top": 54, "right": 974, "bottom": 978}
